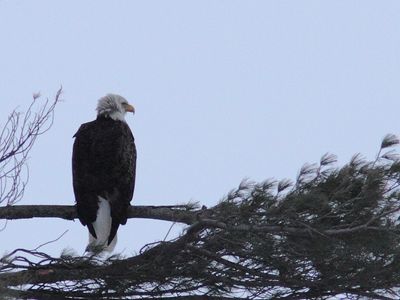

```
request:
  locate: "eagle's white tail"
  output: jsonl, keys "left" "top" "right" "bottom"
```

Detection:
{"left": 86, "top": 196, "right": 117, "bottom": 253}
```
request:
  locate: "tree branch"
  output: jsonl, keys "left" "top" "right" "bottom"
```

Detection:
{"left": 0, "top": 88, "right": 62, "bottom": 207}
{"left": 0, "top": 204, "right": 198, "bottom": 225}
{"left": 1, "top": 204, "right": 395, "bottom": 239}
{"left": 0, "top": 227, "right": 201, "bottom": 291}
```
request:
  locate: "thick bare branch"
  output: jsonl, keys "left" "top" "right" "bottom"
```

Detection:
{"left": 0, "top": 204, "right": 198, "bottom": 225}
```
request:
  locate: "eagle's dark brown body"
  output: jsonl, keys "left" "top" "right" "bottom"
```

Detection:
{"left": 72, "top": 115, "right": 136, "bottom": 245}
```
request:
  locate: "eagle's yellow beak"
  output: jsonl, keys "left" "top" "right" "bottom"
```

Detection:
{"left": 125, "top": 104, "right": 135, "bottom": 114}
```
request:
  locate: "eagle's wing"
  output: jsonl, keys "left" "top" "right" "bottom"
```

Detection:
{"left": 72, "top": 118, "right": 136, "bottom": 244}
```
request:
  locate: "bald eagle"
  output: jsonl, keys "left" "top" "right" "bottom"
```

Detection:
{"left": 72, "top": 94, "right": 136, "bottom": 252}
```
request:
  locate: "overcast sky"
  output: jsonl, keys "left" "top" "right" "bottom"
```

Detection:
{"left": 1, "top": 1, "right": 400, "bottom": 257}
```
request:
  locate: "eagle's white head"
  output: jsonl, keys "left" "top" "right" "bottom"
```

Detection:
{"left": 96, "top": 94, "right": 135, "bottom": 122}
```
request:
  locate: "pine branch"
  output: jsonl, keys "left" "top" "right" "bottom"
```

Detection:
{"left": 1, "top": 204, "right": 393, "bottom": 238}
{"left": 0, "top": 227, "right": 201, "bottom": 292}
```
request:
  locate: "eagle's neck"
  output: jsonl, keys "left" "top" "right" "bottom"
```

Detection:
{"left": 97, "top": 111, "right": 126, "bottom": 122}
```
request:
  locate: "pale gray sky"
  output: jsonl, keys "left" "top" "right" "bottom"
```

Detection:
{"left": 1, "top": 1, "right": 400, "bottom": 256}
